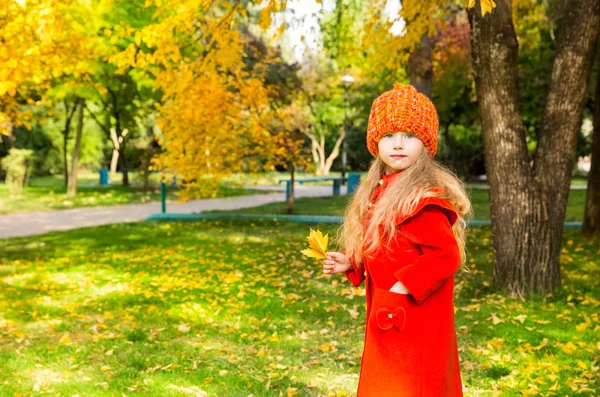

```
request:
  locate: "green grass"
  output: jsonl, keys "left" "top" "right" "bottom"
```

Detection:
{"left": 222, "top": 172, "right": 589, "bottom": 188}
{"left": 205, "top": 189, "right": 588, "bottom": 222}
{"left": 1, "top": 170, "right": 589, "bottom": 217}
{"left": 0, "top": 216, "right": 597, "bottom": 396}
{"left": 0, "top": 172, "right": 278, "bottom": 214}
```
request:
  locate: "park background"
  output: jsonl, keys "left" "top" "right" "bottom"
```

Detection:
{"left": 0, "top": 0, "right": 599, "bottom": 396}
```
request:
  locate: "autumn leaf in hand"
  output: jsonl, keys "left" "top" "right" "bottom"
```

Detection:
{"left": 300, "top": 228, "right": 329, "bottom": 259}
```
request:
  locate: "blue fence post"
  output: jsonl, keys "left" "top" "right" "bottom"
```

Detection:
{"left": 160, "top": 182, "right": 166, "bottom": 213}
{"left": 347, "top": 172, "right": 361, "bottom": 194}
{"left": 333, "top": 180, "right": 341, "bottom": 196}
{"left": 99, "top": 168, "right": 109, "bottom": 185}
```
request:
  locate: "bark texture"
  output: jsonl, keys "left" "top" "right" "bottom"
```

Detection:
{"left": 468, "top": 0, "right": 600, "bottom": 297}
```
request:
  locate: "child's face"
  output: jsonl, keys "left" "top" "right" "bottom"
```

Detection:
{"left": 377, "top": 131, "right": 424, "bottom": 174}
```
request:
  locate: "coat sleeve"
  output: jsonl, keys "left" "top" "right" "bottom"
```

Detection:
{"left": 342, "top": 252, "right": 366, "bottom": 287}
{"left": 393, "top": 204, "right": 460, "bottom": 305}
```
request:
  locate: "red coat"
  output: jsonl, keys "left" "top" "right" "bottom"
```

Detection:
{"left": 344, "top": 170, "right": 464, "bottom": 396}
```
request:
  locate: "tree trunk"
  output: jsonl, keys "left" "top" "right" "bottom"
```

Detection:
{"left": 583, "top": 48, "right": 600, "bottom": 238}
{"left": 301, "top": 128, "right": 344, "bottom": 176}
{"left": 120, "top": 139, "right": 129, "bottom": 187}
{"left": 61, "top": 100, "right": 77, "bottom": 188}
{"left": 141, "top": 125, "right": 155, "bottom": 191}
{"left": 6, "top": 122, "right": 15, "bottom": 149}
{"left": 442, "top": 121, "right": 456, "bottom": 168}
{"left": 287, "top": 160, "right": 295, "bottom": 214}
{"left": 409, "top": 34, "right": 433, "bottom": 98}
{"left": 109, "top": 127, "right": 120, "bottom": 174}
{"left": 468, "top": 0, "right": 600, "bottom": 298}
{"left": 67, "top": 98, "right": 84, "bottom": 198}
{"left": 322, "top": 126, "right": 345, "bottom": 175}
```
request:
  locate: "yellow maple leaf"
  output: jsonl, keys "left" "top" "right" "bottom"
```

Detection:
{"left": 300, "top": 228, "right": 329, "bottom": 259}
{"left": 466, "top": 0, "right": 496, "bottom": 17}
{"left": 58, "top": 333, "right": 71, "bottom": 345}
{"left": 480, "top": 0, "right": 496, "bottom": 17}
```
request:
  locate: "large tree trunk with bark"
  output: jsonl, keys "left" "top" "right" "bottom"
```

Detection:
{"left": 409, "top": 34, "right": 433, "bottom": 98}
{"left": 583, "top": 49, "right": 600, "bottom": 238}
{"left": 468, "top": 0, "right": 599, "bottom": 298}
{"left": 67, "top": 98, "right": 84, "bottom": 198}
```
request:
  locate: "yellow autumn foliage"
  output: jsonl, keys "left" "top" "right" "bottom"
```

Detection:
{"left": 0, "top": 0, "right": 97, "bottom": 136}
{"left": 110, "top": 0, "right": 303, "bottom": 199}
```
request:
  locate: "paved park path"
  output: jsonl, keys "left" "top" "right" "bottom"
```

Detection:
{"left": 0, "top": 185, "right": 347, "bottom": 239}
{"left": 0, "top": 183, "right": 587, "bottom": 239}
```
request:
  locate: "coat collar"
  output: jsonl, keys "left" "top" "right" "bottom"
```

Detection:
{"left": 369, "top": 177, "right": 458, "bottom": 226}
{"left": 394, "top": 196, "right": 459, "bottom": 226}
{"left": 381, "top": 169, "right": 404, "bottom": 183}
{"left": 371, "top": 170, "right": 458, "bottom": 226}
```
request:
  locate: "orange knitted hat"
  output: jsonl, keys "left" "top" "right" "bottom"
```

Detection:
{"left": 366, "top": 83, "right": 439, "bottom": 158}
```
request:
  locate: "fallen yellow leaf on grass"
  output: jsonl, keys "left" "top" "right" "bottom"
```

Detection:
{"left": 166, "top": 384, "right": 208, "bottom": 396}
{"left": 59, "top": 333, "right": 71, "bottom": 345}
{"left": 300, "top": 228, "right": 329, "bottom": 259}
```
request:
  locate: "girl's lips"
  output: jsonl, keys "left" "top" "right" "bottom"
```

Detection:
{"left": 391, "top": 155, "right": 407, "bottom": 158}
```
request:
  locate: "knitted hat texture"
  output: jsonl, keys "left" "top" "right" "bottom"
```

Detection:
{"left": 366, "top": 83, "right": 439, "bottom": 158}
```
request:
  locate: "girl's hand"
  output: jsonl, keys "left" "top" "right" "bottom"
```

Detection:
{"left": 389, "top": 281, "right": 410, "bottom": 294}
{"left": 322, "top": 252, "right": 352, "bottom": 274}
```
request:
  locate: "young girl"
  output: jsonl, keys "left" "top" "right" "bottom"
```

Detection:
{"left": 323, "top": 83, "right": 471, "bottom": 396}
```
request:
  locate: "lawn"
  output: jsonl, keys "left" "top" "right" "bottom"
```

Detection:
{"left": 205, "top": 189, "right": 588, "bottom": 222}
{"left": 0, "top": 218, "right": 597, "bottom": 396}
{"left": 1, "top": 170, "right": 589, "bottom": 218}
{"left": 222, "top": 172, "right": 589, "bottom": 188}
{"left": 0, "top": 172, "right": 279, "bottom": 214}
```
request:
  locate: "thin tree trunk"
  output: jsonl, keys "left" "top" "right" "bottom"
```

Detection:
{"left": 287, "top": 160, "right": 295, "bottom": 214}
{"left": 110, "top": 128, "right": 120, "bottom": 174}
{"left": 141, "top": 124, "right": 155, "bottom": 191}
{"left": 61, "top": 100, "right": 77, "bottom": 187}
{"left": 67, "top": 98, "right": 85, "bottom": 198}
{"left": 63, "top": 136, "right": 68, "bottom": 187}
{"left": 6, "top": 122, "right": 15, "bottom": 149}
{"left": 442, "top": 120, "right": 456, "bottom": 168}
{"left": 120, "top": 139, "right": 129, "bottom": 187}
{"left": 113, "top": 93, "right": 129, "bottom": 187}
{"left": 323, "top": 126, "right": 345, "bottom": 175}
{"left": 468, "top": 0, "right": 600, "bottom": 298}
{"left": 301, "top": 128, "right": 342, "bottom": 176}
{"left": 583, "top": 48, "right": 600, "bottom": 238}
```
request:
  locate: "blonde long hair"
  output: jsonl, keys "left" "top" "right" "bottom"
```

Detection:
{"left": 338, "top": 150, "right": 472, "bottom": 272}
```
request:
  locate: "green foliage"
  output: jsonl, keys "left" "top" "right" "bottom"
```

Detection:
{"left": 0, "top": 148, "right": 34, "bottom": 197}
{"left": 514, "top": 0, "right": 556, "bottom": 156}
{"left": 320, "top": 0, "right": 367, "bottom": 69}
{"left": 436, "top": 124, "right": 483, "bottom": 178}
{"left": 0, "top": 106, "right": 108, "bottom": 176}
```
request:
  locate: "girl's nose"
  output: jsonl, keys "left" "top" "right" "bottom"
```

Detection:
{"left": 394, "top": 135, "right": 404, "bottom": 149}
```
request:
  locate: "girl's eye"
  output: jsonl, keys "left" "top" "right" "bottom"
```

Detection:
{"left": 384, "top": 134, "right": 393, "bottom": 138}
{"left": 405, "top": 133, "right": 414, "bottom": 138}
